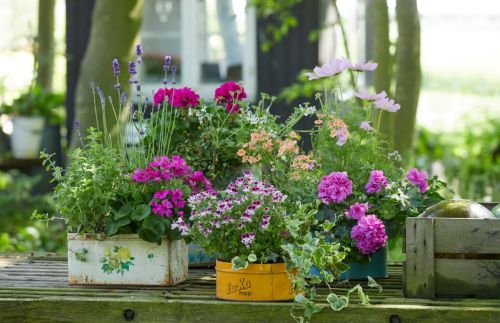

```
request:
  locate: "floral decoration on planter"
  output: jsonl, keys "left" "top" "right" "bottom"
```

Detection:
{"left": 100, "top": 246, "right": 135, "bottom": 276}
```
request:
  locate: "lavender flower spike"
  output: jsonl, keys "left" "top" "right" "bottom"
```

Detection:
{"left": 112, "top": 58, "right": 120, "bottom": 76}
{"left": 163, "top": 56, "right": 172, "bottom": 71}
{"left": 128, "top": 61, "right": 137, "bottom": 75}
{"left": 136, "top": 44, "right": 143, "bottom": 64}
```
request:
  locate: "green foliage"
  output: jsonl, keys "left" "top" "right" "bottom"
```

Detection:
{"left": 0, "top": 170, "right": 65, "bottom": 252}
{"left": 414, "top": 117, "right": 500, "bottom": 201}
{"left": 250, "top": 0, "right": 302, "bottom": 52}
{"left": 40, "top": 129, "right": 130, "bottom": 235}
{"left": 0, "top": 85, "right": 65, "bottom": 124}
{"left": 281, "top": 203, "right": 377, "bottom": 322}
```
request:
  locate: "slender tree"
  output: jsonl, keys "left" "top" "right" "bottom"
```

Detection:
{"left": 394, "top": 0, "right": 421, "bottom": 157}
{"left": 71, "top": 0, "right": 143, "bottom": 148}
{"left": 36, "top": 0, "right": 56, "bottom": 91}
{"left": 367, "top": 0, "right": 394, "bottom": 141}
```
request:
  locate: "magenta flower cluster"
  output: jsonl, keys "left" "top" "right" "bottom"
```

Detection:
{"left": 131, "top": 156, "right": 212, "bottom": 220}
{"left": 365, "top": 170, "right": 388, "bottom": 194}
{"left": 406, "top": 168, "right": 428, "bottom": 193}
{"left": 350, "top": 214, "right": 387, "bottom": 255}
{"left": 345, "top": 202, "right": 370, "bottom": 220}
{"left": 153, "top": 87, "right": 200, "bottom": 108}
{"left": 214, "top": 81, "right": 247, "bottom": 113}
{"left": 317, "top": 171, "right": 353, "bottom": 204}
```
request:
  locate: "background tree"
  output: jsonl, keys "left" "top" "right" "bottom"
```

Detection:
{"left": 35, "top": 0, "right": 56, "bottom": 91}
{"left": 71, "top": 0, "right": 143, "bottom": 148}
{"left": 394, "top": 0, "right": 421, "bottom": 157}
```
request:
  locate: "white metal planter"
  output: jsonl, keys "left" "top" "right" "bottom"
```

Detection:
{"left": 67, "top": 234, "right": 188, "bottom": 286}
{"left": 11, "top": 116, "right": 45, "bottom": 158}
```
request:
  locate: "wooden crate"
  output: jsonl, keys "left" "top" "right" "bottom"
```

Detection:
{"left": 404, "top": 217, "right": 500, "bottom": 299}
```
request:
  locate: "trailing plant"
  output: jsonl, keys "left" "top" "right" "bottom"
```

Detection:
{"left": 281, "top": 203, "right": 380, "bottom": 322}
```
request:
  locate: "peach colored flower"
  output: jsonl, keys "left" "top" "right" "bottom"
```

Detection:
{"left": 278, "top": 139, "right": 299, "bottom": 157}
{"left": 250, "top": 133, "right": 260, "bottom": 144}
{"left": 237, "top": 149, "right": 246, "bottom": 157}
{"left": 314, "top": 119, "right": 323, "bottom": 125}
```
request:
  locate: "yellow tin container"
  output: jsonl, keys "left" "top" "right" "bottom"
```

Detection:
{"left": 215, "top": 260, "right": 295, "bottom": 301}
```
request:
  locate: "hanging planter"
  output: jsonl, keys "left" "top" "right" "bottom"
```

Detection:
{"left": 11, "top": 116, "right": 45, "bottom": 158}
{"left": 215, "top": 260, "right": 294, "bottom": 301}
{"left": 67, "top": 233, "right": 188, "bottom": 286}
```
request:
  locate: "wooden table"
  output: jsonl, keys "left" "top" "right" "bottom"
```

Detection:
{"left": 1, "top": 254, "right": 499, "bottom": 322}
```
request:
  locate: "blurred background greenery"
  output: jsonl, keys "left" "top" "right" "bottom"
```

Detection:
{"left": 0, "top": 0, "right": 498, "bottom": 253}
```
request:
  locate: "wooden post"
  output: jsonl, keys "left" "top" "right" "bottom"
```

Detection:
{"left": 405, "top": 217, "right": 435, "bottom": 298}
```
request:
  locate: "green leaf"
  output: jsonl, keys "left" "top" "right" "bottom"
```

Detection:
{"left": 114, "top": 204, "right": 133, "bottom": 220}
{"left": 231, "top": 256, "right": 248, "bottom": 271}
{"left": 138, "top": 227, "right": 161, "bottom": 244}
{"left": 115, "top": 216, "right": 131, "bottom": 227}
{"left": 248, "top": 253, "right": 257, "bottom": 262}
{"left": 367, "top": 276, "right": 382, "bottom": 293}
{"left": 104, "top": 220, "right": 118, "bottom": 236}
{"left": 131, "top": 204, "right": 151, "bottom": 221}
{"left": 326, "top": 293, "right": 348, "bottom": 311}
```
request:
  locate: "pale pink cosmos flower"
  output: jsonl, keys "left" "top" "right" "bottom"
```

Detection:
{"left": 355, "top": 89, "right": 387, "bottom": 101}
{"left": 336, "top": 127, "right": 350, "bottom": 146}
{"left": 305, "top": 58, "right": 353, "bottom": 80}
{"left": 374, "top": 97, "right": 401, "bottom": 112}
{"left": 351, "top": 61, "right": 378, "bottom": 72}
{"left": 360, "top": 121, "right": 374, "bottom": 131}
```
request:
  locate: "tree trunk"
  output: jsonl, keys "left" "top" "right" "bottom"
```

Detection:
{"left": 367, "top": 0, "right": 394, "bottom": 142}
{"left": 36, "top": 0, "right": 56, "bottom": 91}
{"left": 394, "top": 0, "right": 421, "bottom": 158}
{"left": 71, "top": 0, "right": 143, "bottom": 148}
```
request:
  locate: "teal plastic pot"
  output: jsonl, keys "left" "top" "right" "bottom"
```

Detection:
{"left": 188, "top": 243, "right": 216, "bottom": 267}
{"left": 339, "top": 246, "right": 388, "bottom": 280}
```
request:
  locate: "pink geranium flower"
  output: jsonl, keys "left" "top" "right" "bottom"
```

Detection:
{"left": 374, "top": 97, "right": 400, "bottom": 112}
{"left": 365, "top": 170, "right": 388, "bottom": 194}
{"left": 406, "top": 168, "right": 429, "bottom": 193}
{"left": 351, "top": 214, "right": 387, "bottom": 255}
{"left": 345, "top": 202, "right": 370, "bottom": 220}
{"left": 318, "top": 171, "right": 353, "bottom": 204}
{"left": 153, "top": 87, "right": 200, "bottom": 108}
{"left": 214, "top": 81, "right": 247, "bottom": 113}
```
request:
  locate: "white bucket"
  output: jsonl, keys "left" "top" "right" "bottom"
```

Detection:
{"left": 67, "top": 233, "right": 188, "bottom": 286}
{"left": 10, "top": 116, "right": 45, "bottom": 158}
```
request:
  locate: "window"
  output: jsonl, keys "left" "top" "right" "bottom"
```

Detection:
{"left": 140, "top": 0, "right": 257, "bottom": 100}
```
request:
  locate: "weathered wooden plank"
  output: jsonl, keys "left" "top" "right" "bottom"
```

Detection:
{"left": 1, "top": 297, "right": 500, "bottom": 323}
{"left": 434, "top": 219, "right": 500, "bottom": 254}
{"left": 405, "top": 218, "right": 436, "bottom": 298}
{"left": 435, "top": 259, "right": 500, "bottom": 298}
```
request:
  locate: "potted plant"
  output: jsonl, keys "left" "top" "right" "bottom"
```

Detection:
{"left": 187, "top": 171, "right": 296, "bottom": 301}
{"left": 1, "top": 85, "right": 64, "bottom": 158}
{"left": 300, "top": 58, "right": 450, "bottom": 279}
{"left": 37, "top": 50, "right": 212, "bottom": 286}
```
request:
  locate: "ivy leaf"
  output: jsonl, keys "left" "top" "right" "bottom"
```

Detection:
{"left": 231, "top": 256, "right": 248, "bottom": 271}
{"left": 367, "top": 276, "right": 382, "bottom": 293}
{"left": 326, "top": 293, "right": 349, "bottom": 311}
{"left": 248, "top": 253, "right": 257, "bottom": 262}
